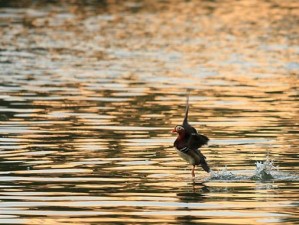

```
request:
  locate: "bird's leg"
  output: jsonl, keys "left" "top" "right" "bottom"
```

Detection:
{"left": 191, "top": 165, "right": 195, "bottom": 178}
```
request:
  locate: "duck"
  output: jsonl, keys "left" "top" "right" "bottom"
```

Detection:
{"left": 172, "top": 93, "right": 210, "bottom": 178}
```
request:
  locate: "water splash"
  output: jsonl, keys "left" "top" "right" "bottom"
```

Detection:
{"left": 209, "top": 166, "right": 234, "bottom": 180}
{"left": 206, "top": 156, "right": 296, "bottom": 182}
{"left": 208, "top": 166, "right": 248, "bottom": 181}
{"left": 251, "top": 156, "right": 279, "bottom": 181}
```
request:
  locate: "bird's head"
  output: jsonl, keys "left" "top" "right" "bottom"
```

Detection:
{"left": 172, "top": 125, "right": 185, "bottom": 135}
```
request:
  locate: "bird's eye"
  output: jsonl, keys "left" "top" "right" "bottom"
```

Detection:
{"left": 176, "top": 126, "right": 184, "bottom": 132}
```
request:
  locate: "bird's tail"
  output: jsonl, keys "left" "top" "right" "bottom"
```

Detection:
{"left": 200, "top": 154, "right": 210, "bottom": 173}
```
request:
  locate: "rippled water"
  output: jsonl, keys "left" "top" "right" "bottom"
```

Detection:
{"left": 0, "top": 0, "right": 299, "bottom": 224}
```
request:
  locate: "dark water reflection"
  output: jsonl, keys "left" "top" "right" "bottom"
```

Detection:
{"left": 0, "top": 0, "right": 299, "bottom": 224}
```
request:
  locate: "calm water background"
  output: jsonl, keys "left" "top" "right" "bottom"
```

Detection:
{"left": 0, "top": 0, "right": 299, "bottom": 224}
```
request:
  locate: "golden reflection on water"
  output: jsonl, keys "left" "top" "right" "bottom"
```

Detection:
{"left": 0, "top": 0, "right": 299, "bottom": 224}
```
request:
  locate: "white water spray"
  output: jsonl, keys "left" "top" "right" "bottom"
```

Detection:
{"left": 252, "top": 156, "right": 279, "bottom": 180}
{"left": 207, "top": 156, "right": 283, "bottom": 181}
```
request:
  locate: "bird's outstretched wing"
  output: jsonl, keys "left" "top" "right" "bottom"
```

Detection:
{"left": 182, "top": 90, "right": 190, "bottom": 128}
{"left": 182, "top": 92, "right": 200, "bottom": 134}
{"left": 181, "top": 91, "right": 209, "bottom": 149}
{"left": 187, "top": 133, "right": 209, "bottom": 149}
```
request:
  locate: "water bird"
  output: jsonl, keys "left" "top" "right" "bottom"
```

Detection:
{"left": 172, "top": 93, "right": 210, "bottom": 178}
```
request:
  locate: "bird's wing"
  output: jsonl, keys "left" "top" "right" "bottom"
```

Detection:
{"left": 183, "top": 94, "right": 189, "bottom": 127}
{"left": 187, "top": 132, "right": 209, "bottom": 149}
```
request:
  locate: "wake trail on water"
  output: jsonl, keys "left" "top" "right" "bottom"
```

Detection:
{"left": 206, "top": 156, "right": 298, "bottom": 182}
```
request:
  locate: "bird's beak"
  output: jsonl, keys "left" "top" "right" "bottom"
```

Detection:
{"left": 172, "top": 129, "right": 177, "bottom": 133}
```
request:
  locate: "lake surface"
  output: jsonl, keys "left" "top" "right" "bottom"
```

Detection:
{"left": 0, "top": 0, "right": 299, "bottom": 224}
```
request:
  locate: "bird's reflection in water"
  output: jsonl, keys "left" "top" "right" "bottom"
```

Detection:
{"left": 177, "top": 182, "right": 209, "bottom": 201}
{"left": 175, "top": 182, "right": 210, "bottom": 224}
{"left": 192, "top": 182, "right": 210, "bottom": 194}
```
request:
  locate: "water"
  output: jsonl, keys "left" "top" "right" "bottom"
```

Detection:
{"left": 0, "top": 0, "right": 299, "bottom": 224}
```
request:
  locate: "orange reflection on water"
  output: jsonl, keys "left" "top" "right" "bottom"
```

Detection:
{"left": 0, "top": 0, "right": 299, "bottom": 224}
